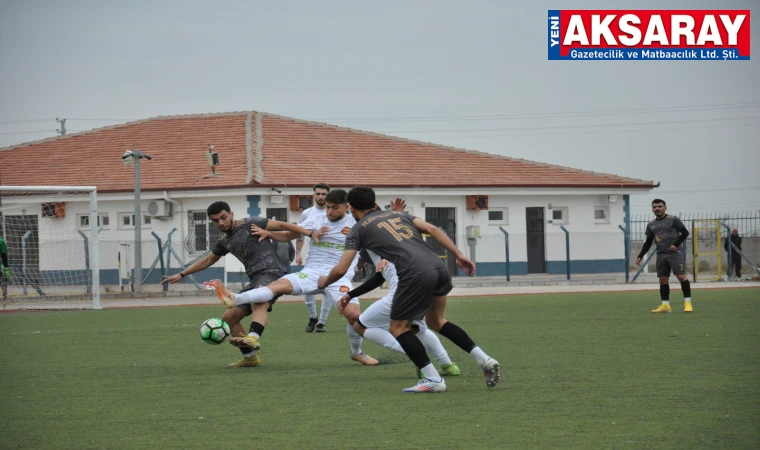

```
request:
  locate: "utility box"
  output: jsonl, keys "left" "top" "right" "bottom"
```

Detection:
{"left": 466, "top": 226, "right": 480, "bottom": 239}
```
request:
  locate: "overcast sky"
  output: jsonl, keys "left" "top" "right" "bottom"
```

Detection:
{"left": 1, "top": 0, "right": 757, "bottom": 216}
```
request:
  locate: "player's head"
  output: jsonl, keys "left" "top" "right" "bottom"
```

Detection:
{"left": 347, "top": 186, "right": 376, "bottom": 220}
{"left": 325, "top": 189, "right": 349, "bottom": 222}
{"left": 207, "top": 201, "right": 235, "bottom": 232}
{"left": 313, "top": 183, "right": 330, "bottom": 207}
{"left": 651, "top": 199, "right": 667, "bottom": 218}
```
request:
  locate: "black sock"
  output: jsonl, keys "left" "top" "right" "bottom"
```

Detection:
{"left": 395, "top": 330, "right": 432, "bottom": 369}
{"left": 439, "top": 322, "right": 477, "bottom": 353}
{"left": 680, "top": 280, "right": 691, "bottom": 298}
{"left": 249, "top": 321, "right": 265, "bottom": 337}
{"left": 660, "top": 284, "right": 670, "bottom": 301}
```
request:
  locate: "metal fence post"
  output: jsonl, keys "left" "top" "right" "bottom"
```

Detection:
{"left": 560, "top": 225, "right": 570, "bottom": 280}
{"left": 618, "top": 225, "right": 629, "bottom": 283}
{"left": 498, "top": 227, "right": 510, "bottom": 282}
{"left": 151, "top": 231, "right": 167, "bottom": 291}
{"left": 21, "top": 230, "right": 31, "bottom": 295}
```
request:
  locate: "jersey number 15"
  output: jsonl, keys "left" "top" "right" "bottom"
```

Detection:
{"left": 378, "top": 218, "right": 414, "bottom": 241}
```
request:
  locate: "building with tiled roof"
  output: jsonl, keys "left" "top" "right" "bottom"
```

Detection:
{"left": 0, "top": 111, "right": 654, "bottom": 287}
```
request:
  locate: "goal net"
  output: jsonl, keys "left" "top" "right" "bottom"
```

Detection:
{"left": 0, "top": 186, "right": 101, "bottom": 309}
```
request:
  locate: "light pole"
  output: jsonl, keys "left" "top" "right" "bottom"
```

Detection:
{"left": 122, "top": 149, "right": 152, "bottom": 292}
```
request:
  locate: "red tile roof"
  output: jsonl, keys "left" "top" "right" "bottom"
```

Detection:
{"left": 0, "top": 112, "right": 654, "bottom": 192}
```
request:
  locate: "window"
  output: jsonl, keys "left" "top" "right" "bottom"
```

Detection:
{"left": 487, "top": 207, "right": 508, "bottom": 225}
{"left": 594, "top": 206, "right": 609, "bottom": 224}
{"left": 550, "top": 207, "right": 568, "bottom": 225}
{"left": 187, "top": 211, "right": 223, "bottom": 252}
{"left": 117, "top": 212, "right": 151, "bottom": 229}
{"left": 77, "top": 213, "right": 110, "bottom": 230}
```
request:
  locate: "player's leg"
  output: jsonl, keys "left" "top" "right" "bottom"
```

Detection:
{"left": 228, "top": 272, "right": 284, "bottom": 351}
{"left": 424, "top": 266, "right": 499, "bottom": 387}
{"left": 304, "top": 294, "right": 319, "bottom": 332}
{"left": 316, "top": 293, "right": 336, "bottom": 332}
{"left": 216, "top": 276, "right": 294, "bottom": 308}
{"left": 326, "top": 287, "right": 378, "bottom": 365}
{"left": 414, "top": 322, "right": 460, "bottom": 376}
{"left": 357, "top": 294, "right": 405, "bottom": 354}
{"left": 672, "top": 253, "right": 692, "bottom": 312}
{"left": 389, "top": 271, "right": 446, "bottom": 392}
{"left": 652, "top": 254, "right": 672, "bottom": 313}
{"left": 223, "top": 304, "right": 262, "bottom": 367}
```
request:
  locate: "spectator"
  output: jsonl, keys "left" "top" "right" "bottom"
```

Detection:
{"left": 724, "top": 228, "right": 743, "bottom": 280}
{"left": 275, "top": 239, "right": 296, "bottom": 273}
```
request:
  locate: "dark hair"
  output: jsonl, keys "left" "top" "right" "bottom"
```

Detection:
{"left": 347, "top": 186, "right": 376, "bottom": 211}
{"left": 651, "top": 199, "right": 666, "bottom": 206}
{"left": 313, "top": 183, "right": 330, "bottom": 192}
{"left": 325, "top": 189, "right": 348, "bottom": 204}
{"left": 207, "top": 201, "right": 231, "bottom": 217}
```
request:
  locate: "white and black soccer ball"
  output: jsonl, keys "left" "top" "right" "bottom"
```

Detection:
{"left": 200, "top": 318, "right": 231, "bottom": 345}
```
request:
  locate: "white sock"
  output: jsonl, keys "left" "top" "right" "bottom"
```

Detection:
{"left": 420, "top": 363, "right": 442, "bottom": 382}
{"left": 346, "top": 323, "right": 363, "bottom": 355}
{"left": 470, "top": 346, "right": 489, "bottom": 366}
{"left": 662, "top": 300, "right": 670, "bottom": 305}
{"left": 417, "top": 329, "right": 452, "bottom": 365}
{"left": 319, "top": 296, "right": 335, "bottom": 324}
{"left": 364, "top": 328, "right": 405, "bottom": 354}
{"left": 304, "top": 294, "right": 317, "bottom": 319}
{"left": 685, "top": 297, "right": 691, "bottom": 302}
{"left": 234, "top": 287, "right": 274, "bottom": 306}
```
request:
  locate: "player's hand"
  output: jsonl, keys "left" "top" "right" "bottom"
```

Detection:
{"left": 668, "top": 245, "right": 678, "bottom": 252}
{"left": 635, "top": 257, "right": 642, "bottom": 267}
{"left": 337, "top": 294, "right": 351, "bottom": 315}
{"left": 161, "top": 274, "right": 183, "bottom": 285}
{"left": 376, "top": 259, "right": 390, "bottom": 272}
{"left": 310, "top": 226, "right": 330, "bottom": 242}
{"left": 456, "top": 255, "right": 476, "bottom": 277}
{"left": 296, "top": 254, "right": 303, "bottom": 265}
{"left": 389, "top": 198, "right": 406, "bottom": 212}
{"left": 317, "top": 275, "right": 328, "bottom": 289}
{"left": 3, "top": 267, "right": 10, "bottom": 281}
{"left": 251, "top": 224, "right": 271, "bottom": 242}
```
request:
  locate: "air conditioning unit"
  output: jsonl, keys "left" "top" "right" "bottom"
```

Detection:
{"left": 290, "top": 195, "right": 313, "bottom": 211}
{"left": 466, "top": 195, "right": 489, "bottom": 211}
{"left": 41, "top": 202, "right": 66, "bottom": 218}
{"left": 147, "top": 200, "right": 172, "bottom": 218}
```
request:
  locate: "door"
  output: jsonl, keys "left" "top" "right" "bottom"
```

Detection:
{"left": 3, "top": 215, "right": 40, "bottom": 284}
{"left": 425, "top": 207, "right": 458, "bottom": 275}
{"left": 525, "top": 207, "right": 546, "bottom": 274}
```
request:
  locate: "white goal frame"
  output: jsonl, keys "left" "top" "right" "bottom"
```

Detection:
{"left": 0, "top": 185, "right": 101, "bottom": 309}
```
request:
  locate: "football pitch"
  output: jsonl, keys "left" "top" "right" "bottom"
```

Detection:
{"left": 1, "top": 289, "right": 759, "bottom": 449}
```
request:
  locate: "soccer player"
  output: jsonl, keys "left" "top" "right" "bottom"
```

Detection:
{"left": 214, "top": 189, "right": 379, "bottom": 366}
{"left": 319, "top": 186, "right": 500, "bottom": 393}
{"left": 635, "top": 199, "right": 693, "bottom": 313}
{"left": 338, "top": 253, "right": 461, "bottom": 379}
{"left": 298, "top": 183, "right": 329, "bottom": 332}
{"left": 161, "top": 201, "right": 315, "bottom": 367}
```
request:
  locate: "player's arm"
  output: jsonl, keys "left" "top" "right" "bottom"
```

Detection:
{"left": 161, "top": 252, "right": 221, "bottom": 285}
{"left": 318, "top": 250, "right": 358, "bottom": 289}
{"left": 337, "top": 269, "right": 386, "bottom": 314}
{"left": 266, "top": 219, "right": 318, "bottom": 242}
{"left": 251, "top": 223, "right": 299, "bottom": 242}
{"left": 412, "top": 218, "right": 476, "bottom": 276}
{"left": 636, "top": 235, "right": 654, "bottom": 265}
{"left": 670, "top": 221, "right": 689, "bottom": 251}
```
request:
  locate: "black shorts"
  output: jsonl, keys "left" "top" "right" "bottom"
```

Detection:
{"left": 656, "top": 252, "right": 686, "bottom": 277}
{"left": 237, "top": 271, "right": 284, "bottom": 316}
{"left": 390, "top": 266, "right": 453, "bottom": 321}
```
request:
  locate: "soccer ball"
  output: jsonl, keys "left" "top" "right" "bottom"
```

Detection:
{"left": 200, "top": 318, "right": 231, "bottom": 345}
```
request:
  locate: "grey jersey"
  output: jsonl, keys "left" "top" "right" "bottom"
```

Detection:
{"left": 645, "top": 215, "right": 687, "bottom": 254}
{"left": 345, "top": 210, "right": 444, "bottom": 281}
{"left": 212, "top": 217, "right": 286, "bottom": 278}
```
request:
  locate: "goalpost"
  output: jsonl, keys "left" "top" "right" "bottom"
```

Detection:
{"left": 0, "top": 186, "right": 101, "bottom": 309}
